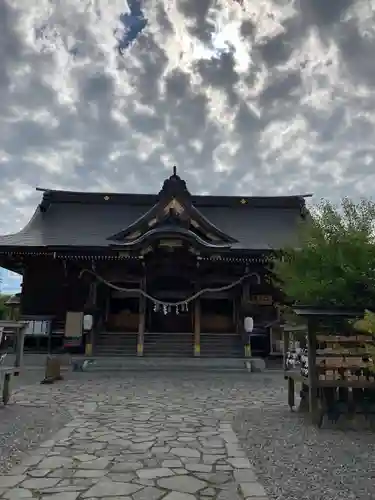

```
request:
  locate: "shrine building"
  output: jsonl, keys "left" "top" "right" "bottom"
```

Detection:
{"left": 0, "top": 169, "right": 310, "bottom": 357}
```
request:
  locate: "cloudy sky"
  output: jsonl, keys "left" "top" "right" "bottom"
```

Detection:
{"left": 0, "top": 0, "right": 375, "bottom": 292}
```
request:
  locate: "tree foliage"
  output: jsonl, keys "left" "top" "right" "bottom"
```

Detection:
{"left": 273, "top": 197, "right": 375, "bottom": 308}
{"left": 353, "top": 310, "right": 375, "bottom": 370}
{"left": 0, "top": 294, "right": 11, "bottom": 320}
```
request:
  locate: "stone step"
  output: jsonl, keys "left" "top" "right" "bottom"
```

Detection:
{"left": 200, "top": 335, "right": 244, "bottom": 358}
{"left": 95, "top": 333, "right": 138, "bottom": 356}
{"left": 95, "top": 333, "right": 246, "bottom": 358}
{"left": 71, "top": 356, "right": 253, "bottom": 371}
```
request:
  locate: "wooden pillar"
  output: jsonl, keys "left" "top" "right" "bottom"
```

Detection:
{"left": 241, "top": 281, "right": 251, "bottom": 358}
{"left": 194, "top": 298, "right": 201, "bottom": 357}
{"left": 137, "top": 275, "right": 146, "bottom": 356}
{"left": 193, "top": 269, "right": 201, "bottom": 357}
{"left": 85, "top": 281, "right": 96, "bottom": 357}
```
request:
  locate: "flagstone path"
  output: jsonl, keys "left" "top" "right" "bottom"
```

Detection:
{"left": 0, "top": 372, "right": 284, "bottom": 499}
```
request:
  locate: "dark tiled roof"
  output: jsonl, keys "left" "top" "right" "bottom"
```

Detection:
{"left": 0, "top": 189, "right": 309, "bottom": 251}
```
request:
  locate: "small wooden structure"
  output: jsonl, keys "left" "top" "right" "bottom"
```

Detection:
{"left": 0, "top": 320, "right": 27, "bottom": 405}
{"left": 284, "top": 307, "right": 375, "bottom": 427}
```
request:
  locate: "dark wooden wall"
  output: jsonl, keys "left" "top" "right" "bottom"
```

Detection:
{"left": 20, "top": 258, "right": 90, "bottom": 318}
{"left": 19, "top": 255, "right": 274, "bottom": 321}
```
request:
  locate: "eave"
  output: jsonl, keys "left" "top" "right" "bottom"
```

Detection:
{"left": 0, "top": 245, "right": 275, "bottom": 264}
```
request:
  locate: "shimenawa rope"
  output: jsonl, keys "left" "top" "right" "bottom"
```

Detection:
{"left": 79, "top": 268, "right": 259, "bottom": 307}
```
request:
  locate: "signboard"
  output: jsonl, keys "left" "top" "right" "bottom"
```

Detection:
{"left": 64, "top": 311, "right": 83, "bottom": 348}
{"left": 249, "top": 295, "right": 273, "bottom": 305}
{"left": 24, "top": 320, "right": 50, "bottom": 336}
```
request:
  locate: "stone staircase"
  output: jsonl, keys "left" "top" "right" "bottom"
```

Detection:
{"left": 95, "top": 332, "right": 244, "bottom": 358}
{"left": 200, "top": 333, "right": 244, "bottom": 358}
{"left": 143, "top": 332, "right": 194, "bottom": 357}
{"left": 95, "top": 332, "right": 138, "bottom": 356}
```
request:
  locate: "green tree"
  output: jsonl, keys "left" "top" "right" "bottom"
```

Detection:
{"left": 0, "top": 294, "right": 11, "bottom": 320}
{"left": 273, "top": 197, "right": 375, "bottom": 308}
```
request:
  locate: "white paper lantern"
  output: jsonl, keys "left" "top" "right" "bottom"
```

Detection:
{"left": 83, "top": 314, "right": 93, "bottom": 331}
{"left": 244, "top": 316, "right": 254, "bottom": 333}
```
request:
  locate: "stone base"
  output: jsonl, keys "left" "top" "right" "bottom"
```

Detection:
{"left": 71, "top": 357, "right": 252, "bottom": 372}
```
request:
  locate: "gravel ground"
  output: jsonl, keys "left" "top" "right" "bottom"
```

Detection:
{"left": 233, "top": 405, "right": 375, "bottom": 500}
{"left": 0, "top": 403, "right": 70, "bottom": 474}
{"left": 0, "top": 369, "right": 71, "bottom": 474}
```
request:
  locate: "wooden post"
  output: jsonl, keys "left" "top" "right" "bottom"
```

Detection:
{"left": 307, "top": 318, "right": 319, "bottom": 423}
{"left": 283, "top": 328, "right": 290, "bottom": 371}
{"left": 14, "top": 324, "right": 26, "bottom": 370}
{"left": 137, "top": 276, "right": 146, "bottom": 356}
{"left": 47, "top": 319, "right": 53, "bottom": 354}
{"left": 288, "top": 376, "right": 295, "bottom": 410}
{"left": 3, "top": 373, "right": 11, "bottom": 405}
{"left": 194, "top": 298, "right": 201, "bottom": 357}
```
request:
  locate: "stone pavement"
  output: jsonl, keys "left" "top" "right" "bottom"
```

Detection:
{"left": 0, "top": 372, "right": 284, "bottom": 499}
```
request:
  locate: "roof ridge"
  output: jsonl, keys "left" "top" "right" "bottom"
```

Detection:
{"left": 35, "top": 187, "right": 312, "bottom": 199}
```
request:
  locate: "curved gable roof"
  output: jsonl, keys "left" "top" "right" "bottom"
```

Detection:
{"left": 107, "top": 169, "right": 237, "bottom": 248}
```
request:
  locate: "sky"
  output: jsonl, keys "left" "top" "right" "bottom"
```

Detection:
{"left": 0, "top": 0, "right": 375, "bottom": 293}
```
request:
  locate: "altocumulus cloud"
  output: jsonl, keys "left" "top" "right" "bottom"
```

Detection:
{"left": 0, "top": 0, "right": 375, "bottom": 239}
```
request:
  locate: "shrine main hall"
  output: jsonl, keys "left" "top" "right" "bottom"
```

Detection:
{"left": 0, "top": 169, "right": 309, "bottom": 357}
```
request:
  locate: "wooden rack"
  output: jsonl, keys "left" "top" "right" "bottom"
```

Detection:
{"left": 283, "top": 308, "right": 375, "bottom": 427}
